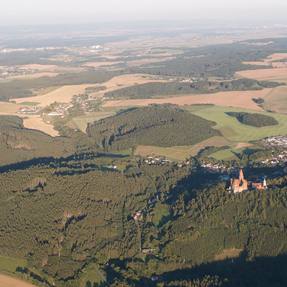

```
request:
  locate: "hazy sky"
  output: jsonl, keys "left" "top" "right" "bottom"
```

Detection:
{"left": 1, "top": 0, "right": 287, "bottom": 26}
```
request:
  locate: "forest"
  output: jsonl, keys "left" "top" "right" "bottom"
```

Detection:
{"left": 226, "top": 112, "right": 279, "bottom": 127}
{"left": 105, "top": 79, "right": 279, "bottom": 99}
{"left": 1, "top": 153, "right": 287, "bottom": 286}
{"left": 86, "top": 105, "right": 220, "bottom": 150}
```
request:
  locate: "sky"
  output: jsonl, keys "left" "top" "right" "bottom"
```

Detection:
{"left": 1, "top": 0, "right": 287, "bottom": 26}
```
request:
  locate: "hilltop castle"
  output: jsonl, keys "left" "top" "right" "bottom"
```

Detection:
{"left": 230, "top": 169, "right": 267, "bottom": 193}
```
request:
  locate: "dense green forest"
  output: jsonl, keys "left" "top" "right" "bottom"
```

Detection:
{"left": 1, "top": 153, "right": 287, "bottom": 286}
{"left": 86, "top": 105, "right": 220, "bottom": 150}
{"left": 226, "top": 112, "right": 279, "bottom": 127}
{"left": 132, "top": 38, "right": 287, "bottom": 77}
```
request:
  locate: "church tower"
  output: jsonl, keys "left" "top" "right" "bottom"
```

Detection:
{"left": 239, "top": 169, "right": 244, "bottom": 181}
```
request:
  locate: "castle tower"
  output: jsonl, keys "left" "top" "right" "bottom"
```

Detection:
{"left": 239, "top": 169, "right": 245, "bottom": 181}
{"left": 263, "top": 178, "right": 268, "bottom": 189}
{"left": 230, "top": 168, "right": 248, "bottom": 193}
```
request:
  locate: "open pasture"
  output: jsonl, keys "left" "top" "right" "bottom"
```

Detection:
{"left": 67, "top": 111, "right": 115, "bottom": 132}
{"left": 135, "top": 136, "right": 230, "bottom": 161}
{"left": 188, "top": 105, "right": 287, "bottom": 143}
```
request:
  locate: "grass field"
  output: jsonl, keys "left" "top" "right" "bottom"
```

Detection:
{"left": 135, "top": 136, "right": 230, "bottom": 161}
{"left": 67, "top": 111, "right": 116, "bottom": 132}
{"left": 186, "top": 105, "right": 287, "bottom": 160}
{"left": 0, "top": 256, "right": 35, "bottom": 287}
{"left": 134, "top": 104, "right": 287, "bottom": 161}
{"left": 188, "top": 105, "right": 287, "bottom": 142}
{"left": 78, "top": 262, "right": 106, "bottom": 287}
{"left": 0, "top": 255, "right": 27, "bottom": 274}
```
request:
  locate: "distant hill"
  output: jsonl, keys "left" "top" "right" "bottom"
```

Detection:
{"left": 86, "top": 105, "right": 220, "bottom": 150}
{"left": 0, "top": 116, "right": 75, "bottom": 165}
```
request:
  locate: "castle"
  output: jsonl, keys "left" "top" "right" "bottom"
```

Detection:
{"left": 230, "top": 169, "right": 267, "bottom": 193}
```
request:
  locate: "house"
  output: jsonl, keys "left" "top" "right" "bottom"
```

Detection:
{"left": 230, "top": 169, "right": 248, "bottom": 193}
{"left": 133, "top": 211, "right": 143, "bottom": 221}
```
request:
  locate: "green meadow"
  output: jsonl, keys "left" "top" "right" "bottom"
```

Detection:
{"left": 186, "top": 105, "right": 287, "bottom": 160}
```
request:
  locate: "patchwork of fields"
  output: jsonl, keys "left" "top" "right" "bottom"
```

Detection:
{"left": 103, "top": 89, "right": 270, "bottom": 111}
{"left": 0, "top": 44, "right": 287, "bottom": 162}
{"left": 135, "top": 105, "right": 287, "bottom": 161}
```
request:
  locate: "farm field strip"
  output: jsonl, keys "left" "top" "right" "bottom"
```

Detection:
{"left": 0, "top": 274, "right": 36, "bottom": 287}
{"left": 12, "top": 74, "right": 165, "bottom": 107}
{"left": 134, "top": 136, "right": 230, "bottom": 161}
{"left": 2, "top": 74, "right": 164, "bottom": 136}
{"left": 263, "top": 86, "right": 287, "bottom": 113}
{"left": 236, "top": 68, "right": 287, "bottom": 83}
{"left": 103, "top": 89, "right": 272, "bottom": 111}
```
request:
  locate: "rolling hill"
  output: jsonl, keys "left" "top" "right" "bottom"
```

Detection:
{"left": 0, "top": 115, "right": 75, "bottom": 165}
{"left": 86, "top": 105, "right": 220, "bottom": 150}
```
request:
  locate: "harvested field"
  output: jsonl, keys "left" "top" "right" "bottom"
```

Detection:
{"left": 263, "top": 86, "right": 287, "bottom": 113}
{"left": 0, "top": 102, "right": 59, "bottom": 137}
{"left": 0, "top": 101, "right": 22, "bottom": 114}
{"left": 13, "top": 84, "right": 94, "bottom": 106}
{"left": 0, "top": 274, "right": 35, "bottom": 287}
{"left": 20, "top": 64, "right": 59, "bottom": 71}
{"left": 134, "top": 136, "right": 230, "bottom": 161}
{"left": 101, "top": 74, "right": 166, "bottom": 92}
{"left": 236, "top": 68, "right": 287, "bottom": 83}
{"left": 243, "top": 53, "right": 287, "bottom": 67}
{"left": 235, "top": 142, "right": 253, "bottom": 149}
{"left": 22, "top": 115, "right": 59, "bottom": 137}
{"left": 127, "top": 57, "right": 175, "bottom": 67}
{"left": 267, "top": 53, "right": 287, "bottom": 62}
{"left": 5, "top": 74, "right": 163, "bottom": 136}
{"left": 83, "top": 61, "right": 122, "bottom": 68}
{"left": 13, "top": 74, "right": 164, "bottom": 107}
{"left": 9, "top": 72, "right": 59, "bottom": 80}
{"left": 239, "top": 52, "right": 287, "bottom": 83}
{"left": 103, "top": 89, "right": 271, "bottom": 111}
